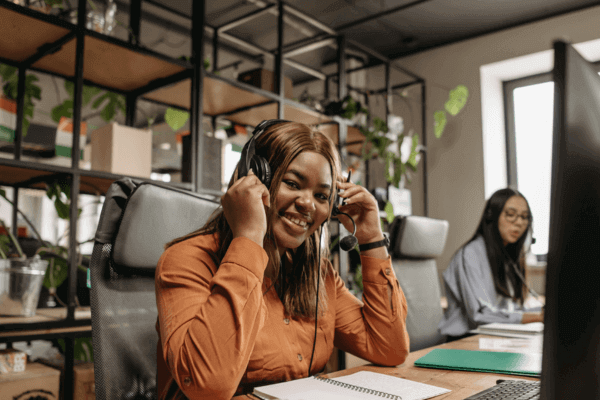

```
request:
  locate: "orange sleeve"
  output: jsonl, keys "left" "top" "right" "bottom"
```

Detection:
{"left": 333, "top": 255, "right": 410, "bottom": 366}
{"left": 155, "top": 236, "right": 269, "bottom": 400}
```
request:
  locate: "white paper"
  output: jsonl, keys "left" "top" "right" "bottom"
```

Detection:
{"left": 479, "top": 337, "right": 543, "bottom": 354}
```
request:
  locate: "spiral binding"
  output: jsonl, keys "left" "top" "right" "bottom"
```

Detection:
{"left": 313, "top": 376, "right": 402, "bottom": 399}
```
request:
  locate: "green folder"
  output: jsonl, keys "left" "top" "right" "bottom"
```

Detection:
{"left": 414, "top": 348, "right": 542, "bottom": 377}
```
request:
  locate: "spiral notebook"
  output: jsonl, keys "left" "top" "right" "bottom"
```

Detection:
{"left": 253, "top": 371, "right": 451, "bottom": 400}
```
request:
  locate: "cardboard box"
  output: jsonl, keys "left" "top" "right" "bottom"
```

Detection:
{"left": 0, "top": 362, "right": 60, "bottom": 399}
{"left": 238, "top": 68, "right": 294, "bottom": 99}
{"left": 74, "top": 362, "right": 95, "bottom": 400}
{"left": 0, "top": 349, "right": 27, "bottom": 373}
{"left": 91, "top": 122, "right": 152, "bottom": 178}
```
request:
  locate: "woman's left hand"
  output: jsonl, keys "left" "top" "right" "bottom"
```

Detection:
{"left": 335, "top": 181, "right": 384, "bottom": 245}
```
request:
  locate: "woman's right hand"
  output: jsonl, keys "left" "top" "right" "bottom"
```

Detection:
{"left": 222, "top": 169, "right": 270, "bottom": 247}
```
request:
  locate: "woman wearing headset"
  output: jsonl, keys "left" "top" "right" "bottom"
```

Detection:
{"left": 155, "top": 121, "right": 409, "bottom": 400}
{"left": 438, "top": 188, "right": 544, "bottom": 341}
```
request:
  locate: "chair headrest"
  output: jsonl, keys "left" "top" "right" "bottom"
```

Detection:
{"left": 96, "top": 180, "right": 219, "bottom": 271}
{"left": 389, "top": 215, "right": 449, "bottom": 259}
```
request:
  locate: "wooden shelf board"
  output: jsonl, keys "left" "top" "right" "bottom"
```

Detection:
{"left": 32, "top": 35, "right": 187, "bottom": 92}
{"left": 143, "top": 76, "right": 273, "bottom": 115}
{"left": 0, "top": 160, "right": 192, "bottom": 195}
{"left": 0, "top": 6, "right": 70, "bottom": 63}
{"left": 0, "top": 307, "right": 91, "bottom": 325}
{"left": 227, "top": 102, "right": 332, "bottom": 128}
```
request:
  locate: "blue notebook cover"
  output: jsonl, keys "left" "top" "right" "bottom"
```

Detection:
{"left": 414, "top": 348, "right": 542, "bottom": 377}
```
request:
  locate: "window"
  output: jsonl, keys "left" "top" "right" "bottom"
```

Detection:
{"left": 504, "top": 64, "right": 600, "bottom": 257}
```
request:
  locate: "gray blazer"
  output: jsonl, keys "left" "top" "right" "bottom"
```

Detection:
{"left": 438, "top": 235, "right": 542, "bottom": 337}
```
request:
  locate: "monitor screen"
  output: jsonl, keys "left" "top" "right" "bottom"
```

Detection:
{"left": 540, "top": 40, "right": 600, "bottom": 399}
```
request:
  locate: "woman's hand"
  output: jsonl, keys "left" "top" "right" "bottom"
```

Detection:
{"left": 222, "top": 169, "right": 270, "bottom": 247}
{"left": 336, "top": 181, "right": 384, "bottom": 245}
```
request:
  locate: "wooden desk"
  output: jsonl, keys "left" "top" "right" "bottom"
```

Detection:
{"left": 234, "top": 334, "right": 540, "bottom": 399}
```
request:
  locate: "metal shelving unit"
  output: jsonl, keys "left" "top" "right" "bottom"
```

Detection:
{"left": 0, "top": 0, "right": 426, "bottom": 397}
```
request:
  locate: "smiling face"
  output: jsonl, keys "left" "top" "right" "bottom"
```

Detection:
{"left": 498, "top": 195, "right": 530, "bottom": 246}
{"left": 272, "top": 151, "right": 333, "bottom": 255}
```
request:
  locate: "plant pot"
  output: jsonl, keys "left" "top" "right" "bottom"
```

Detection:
{"left": 0, "top": 257, "right": 48, "bottom": 317}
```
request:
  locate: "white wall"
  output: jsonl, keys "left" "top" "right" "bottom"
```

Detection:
{"left": 390, "top": 5, "right": 600, "bottom": 290}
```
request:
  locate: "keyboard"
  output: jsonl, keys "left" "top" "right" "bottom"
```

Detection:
{"left": 465, "top": 379, "right": 541, "bottom": 400}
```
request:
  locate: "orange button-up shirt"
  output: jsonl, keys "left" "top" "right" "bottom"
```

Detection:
{"left": 155, "top": 234, "right": 409, "bottom": 399}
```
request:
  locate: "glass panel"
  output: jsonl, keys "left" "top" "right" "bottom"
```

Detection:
{"left": 513, "top": 81, "right": 554, "bottom": 256}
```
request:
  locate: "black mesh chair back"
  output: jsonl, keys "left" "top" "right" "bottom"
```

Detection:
{"left": 388, "top": 215, "right": 450, "bottom": 352}
{"left": 90, "top": 179, "right": 219, "bottom": 400}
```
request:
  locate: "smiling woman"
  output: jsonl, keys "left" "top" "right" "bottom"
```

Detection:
{"left": 154, "top": 120, "right": 410, "bottom": 400}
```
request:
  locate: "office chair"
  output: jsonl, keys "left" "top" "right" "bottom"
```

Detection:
{"left": 389, "top": 215, "right": 450, "bottom": 352}
{"left": 89, "top": 178, "right": 219, "bottom": 400}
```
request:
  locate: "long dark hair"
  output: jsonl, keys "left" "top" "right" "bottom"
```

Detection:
{"left": 165, "top": 121, "right": 342, "bottom": 318}
{"left": 469, "top": 188, "right": 533, "bottom": 304}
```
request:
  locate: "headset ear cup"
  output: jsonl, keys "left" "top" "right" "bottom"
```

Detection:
{"left": 250, "top": 155, "right": 272, "bottom": 188}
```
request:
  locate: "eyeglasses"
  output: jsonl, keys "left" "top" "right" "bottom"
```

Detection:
{"left": 503, "top": 210, "right": 532, "bottom": 223}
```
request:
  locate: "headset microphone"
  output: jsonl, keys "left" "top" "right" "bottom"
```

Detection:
{"left": 332, "top": 171, "right": 358, "bottom": 252}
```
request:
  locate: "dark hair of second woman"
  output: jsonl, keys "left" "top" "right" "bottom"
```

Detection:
{"left": 165, "top": 122, "right": 342, "bottom": 318}
{"left": 469, "top": 188, "right": 533, "bottom": 304}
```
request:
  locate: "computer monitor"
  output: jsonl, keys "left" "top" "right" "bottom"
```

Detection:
{"left": 540, "top": 40, "right": 600, "bottom": 399}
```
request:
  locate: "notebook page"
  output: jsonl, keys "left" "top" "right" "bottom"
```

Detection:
{"left": 253, "top": 376, "right": 383, "bottom": 400}
{"left": 331, "top": 371, "right": 451, "bottom": 400}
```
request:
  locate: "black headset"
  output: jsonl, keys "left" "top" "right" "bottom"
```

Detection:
{"left": 238, "top": 119, "right": 357, "bottom": 250}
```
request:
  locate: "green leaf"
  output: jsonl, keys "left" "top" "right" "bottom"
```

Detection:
{"left": 384, "top": 201, "right": 395, "bottom": 224}
{"left": 82, "top": 86, "right": 102, "bottom": 106}
{"left": 51, "top": 100, "right": 73, "bottom": 123}
{"left": 100, "top": 101, "right": 115, "bottom": 122}
{"left": 165, "top": 107, "right": 190, "bottom": 132}
{"left": 444, "top": 84, "right": 469, "bottom": 116}
{"left": 0, "top": 64, "right": 17, "bottom": 81}
{"left": 91, "top": 92, "right": 109, "bottom": 109}
{"left": 22, "top": 118, "right": 30, "bottom": 137}
{"left": 43, "top": 256, "right": 68, "bottom": 289}
{"left": 54, "top": 198, "right": 70, "bottom": 219}
{"left": 407, "top": 134, "right": 420, "bottom": 170}
{"left": 434, "top": 110, "right": 447, "bottom": 139}
{"left": 64, "top": 80, "right": 75, "bottom": 98}
{"left": 0, "top": 188, "right": 5, "bottom": 198}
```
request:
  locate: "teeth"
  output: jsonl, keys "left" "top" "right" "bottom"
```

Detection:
{"left": 285, "top": 215, "right": 308, "bottom": 227}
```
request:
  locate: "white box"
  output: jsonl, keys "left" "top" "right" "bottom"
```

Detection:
{"left": 91, "top": 122, "right": 152, "bottom": 178}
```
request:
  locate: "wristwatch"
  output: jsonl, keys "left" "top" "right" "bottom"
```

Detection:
{"left": 359, "top": 234, "right": 390, "bottom": 252}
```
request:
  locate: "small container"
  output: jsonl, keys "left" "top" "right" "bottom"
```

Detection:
{"left": 0, "top": 257, "right": 48, "bottom": 317}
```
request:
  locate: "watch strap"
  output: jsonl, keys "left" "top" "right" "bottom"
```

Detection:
{"left": 359, "top": 235, "right": 390, "bottom": 252}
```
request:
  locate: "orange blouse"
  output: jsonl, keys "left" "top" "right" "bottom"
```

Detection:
{"left": 155, "top": 234, "right": 409, "bottom": 400}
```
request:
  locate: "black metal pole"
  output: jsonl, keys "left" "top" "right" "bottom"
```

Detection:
{"left": 275, "top": 1, "right": 284, "bottom": 119}
{"left": 421, "top": 81, "right": 428, "bottom": 217}
{"left": 62, "top": 2, "right": 86, "bottom": 397}
{"left": 336, "top": 33, "right": 348, "bottom": 372}
{"left": 125, "top": 94, "right": 137, "bottom": 127}
{"left": 14, "top": 67, "right": 25, "bottom": 161}
{"left": 190, "top": 0, "right": 206, "bottom": 192}
{"left": 11, "top": 188, "right": 18, "bottom": 238}
{"left": 212, "top": 30, "right": 219, "bottom": 72}
{"left": 129, "top": 0, "right": 142, "bottom": 45}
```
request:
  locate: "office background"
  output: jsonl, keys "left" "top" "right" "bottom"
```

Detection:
{"left": 1, "top": 1, "right": 600, "bottom": 396}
